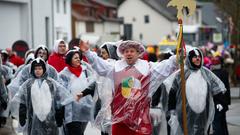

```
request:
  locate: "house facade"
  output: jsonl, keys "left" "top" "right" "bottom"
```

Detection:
{"left": 72, "top": 0, "right": 121, "bottom": 46}
{"left": 54, "top": 0, "right": 72, "bottom": 43}
{"left": 0, "top": 0, "right": 54, "bottom": 49}
{"left": 118, "top": 0, "right": 208, "bottom": 46}
{"left": 118, "top": 0, "right": 178, "bottom": 45}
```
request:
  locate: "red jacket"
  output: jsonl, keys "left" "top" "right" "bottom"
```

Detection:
{"left": 48, "top": 53, "right": 67, "bottom": 72}
{"left": 9, "top": 54, "right": 24, "bottom": 67}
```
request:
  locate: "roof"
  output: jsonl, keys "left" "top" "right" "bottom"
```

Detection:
{"left": 72, "top": 0, "right": 93, "bottom": 7}
{"left": 141, "top": 0, "right": 177, "bottom": 21}
{"left": 90, "top": 0, "right": 117, "bottom": 8}
{"left": 98, "top": 14, "right": 123, "bottom": 22}
{"left": 72, "top": 9, "right": 101, "bottom": 22}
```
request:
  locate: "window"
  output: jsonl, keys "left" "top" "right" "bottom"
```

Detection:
{"left": 144, "top": 15, "right": 149, "bottom": 23}
{"left": 56, "top": 0, "right": 60, "bottom": 13}
{"left": 63, "top": 0, "right": 67, "bottom": 14}
{"left": 86, "top": 22, "right": 94, "bottom": 32}
{"left": 45, "top": 17, "right": 50, "bottom": 47}
{"left": 139, "top": 33, "right": 143, "bottom": 40}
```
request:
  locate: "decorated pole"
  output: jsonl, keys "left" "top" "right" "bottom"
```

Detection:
{"left": 167, "top": 0, "right": 196, "bottom": 135}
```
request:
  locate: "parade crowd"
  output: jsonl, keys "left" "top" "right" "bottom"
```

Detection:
{"left": 0, "top": 39, "right": 236, "bottom": 135}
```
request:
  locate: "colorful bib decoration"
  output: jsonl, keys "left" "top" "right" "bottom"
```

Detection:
{"left": 121, "top": 77, "right": 142, "bottom": 98}
{"left": 121, "top": 77, "right": 133, "bottom": 98}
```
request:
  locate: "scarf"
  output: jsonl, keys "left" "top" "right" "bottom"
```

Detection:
{"left": 67, "top": 65, "right": 82, "bottom": 77}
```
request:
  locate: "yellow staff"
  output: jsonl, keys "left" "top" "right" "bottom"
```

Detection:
{"left": 167, "top": 0, "right": 196, "bottom": 135}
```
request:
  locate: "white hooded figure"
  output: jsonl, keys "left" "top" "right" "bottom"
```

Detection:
{"left": 94, "top": 42, "right": 119, "bottom": 133}
{"left": 8, "top": 45, "right": 59, "bottom": 100}
{"left": 165, "top": 47, "right": 226, "bottom": 135}
{"left": 11, "top": 58, "right": 74, "bottom": 135}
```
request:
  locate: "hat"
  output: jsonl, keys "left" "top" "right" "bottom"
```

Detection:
{"left": 186, "top": 47, "right": 203, "bottom": 70}
{"left": 25, "top": 53, "right": 35, "bottom": 64}
{"left": 53, "top": 39, "right": 68, "bottom": 53}
{"left": 30, "top": 58, "right": 46, "bottom": 77}
{"left": 117, "top": 40, "right": 145, "bottom": 57}
{"left": 100, "top": 42, "right": 119, "bottom": 60}
{"left": 34, "top": 45, "right": 49, "bottom": 61}
{"left": 65, "top": 49, "right": 82, "bottom": 66}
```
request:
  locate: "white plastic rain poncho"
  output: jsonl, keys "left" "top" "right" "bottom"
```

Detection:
{"left": 7, "top": 63, "right": 59, "bottom": 100}
{"left": 11, "top": 60, "right": 74, "bottom": 135}
{"left": 59, "top": 61, "right": 97, "bottom": 124}
{"left": 0, "top": 64, "right": 12, "bottom": 112}
{"left": 0, "top": 64, "right": 13, "bottom": 117}
{"left": 83, "top": 41, "right": 178, "bottom": 134}
{"left": 93, "top": 42, "right": 119, "bottom": 133}
{"left": 164, "top": 47, "right": 226, "bottom": 135}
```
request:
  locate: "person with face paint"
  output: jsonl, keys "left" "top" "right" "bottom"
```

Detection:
{"left": 48, "top": 39, "right": 68, "bottom": 72}
{"left": 164, "top": 47, "right": 226, "bottom": 135}
{"left": 59, "top": 49, "right": 97, "bottom": 135}
{"left": 79, "top": 40, "right": 178, "bottom": 135}
{"left": 11, "top": 58, "right": 75, "bottom": 135}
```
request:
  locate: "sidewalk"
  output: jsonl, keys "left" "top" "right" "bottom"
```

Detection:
{"left": 226, "top": 87, "right": 240, "bottom": 135}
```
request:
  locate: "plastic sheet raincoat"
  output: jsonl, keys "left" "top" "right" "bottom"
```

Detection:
{"left": 8, "top": 63, "right": 58, "bottom": 100}
{"left": 0, "top": 64, "right": 12, "bottom": 112}
{"left": 11, "top": 67, "right": 73, "bottom": 135}
{"left": 0, "top": 64, "right": 13, "bottom": 117}
{"left": 83, "top": 49, "right": 178, "bottom": 135}
{"left": 164, "top": 47, "right": 226, "bottom": 135}
{"left": 59, "top": 61, "right": 97, "bottom": 124}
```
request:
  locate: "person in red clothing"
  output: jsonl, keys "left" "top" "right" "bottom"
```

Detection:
{"left": 6, "top": 48, "right": 24, "bottom": 67}
{"left": 48, "top": 39, "right": 68, "bottom": 72}
{"left": 80, "top": 40, "right": 178, "bottom": 135}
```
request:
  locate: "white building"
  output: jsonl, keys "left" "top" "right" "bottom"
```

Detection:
{"left": 0, "top": 0, "right": 54, "bottom": 49}
{"left": 118, "top": 0, "right": 205, "bottom": 46}
{"left": 118, "top": 0, "right": 178, "bottom": 45}
{"left": 72, "top": 0, "right": 121, "bottom": 46}
{"left": 54, "top": 0, "right": 72, "bottom": 43}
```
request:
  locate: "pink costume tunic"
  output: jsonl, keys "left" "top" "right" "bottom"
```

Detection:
{"left": 112, "top": 65, "right": 151, "bottom": 134}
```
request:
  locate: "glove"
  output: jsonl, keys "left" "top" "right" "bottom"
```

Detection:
{"left": 19, "top": 103, "right": 27, "bottom": 126}
{"left": 150, "top": 108, "right": 162, "bottom": 125}
{"left": 216, "top": 104, "right": 223, "bottom": 112}
{"left": 168, "top": 112, "right": 179, "bottom": 135}
{"left": 55, "top": 106, "right": 65, "bottom": 127}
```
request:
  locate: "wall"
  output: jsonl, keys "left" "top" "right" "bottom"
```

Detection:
{"left": 118, "top": 0, "right": 176, "bottom": 45}
{"left": 54, "top": 0, "right": 72, "bottom": 44}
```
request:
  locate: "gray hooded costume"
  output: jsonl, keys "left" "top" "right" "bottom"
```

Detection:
{"left": 8, "top": 45, "right": 58, "bottom": 100}
{"left": 164, "top": 47, "right": 226, "bottom": 135}
{"left": 11, "top": 58, "right": 74, "bottom": 135}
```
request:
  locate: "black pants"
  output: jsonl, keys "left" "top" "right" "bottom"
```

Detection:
{"left": 101, "top": 132, "right": 109, "bottom": 135}
{"left": 66, "top": 122, "right": 88, "bottom": 135}
{"left": 212, "top": 110, "right": 229, "bottom": 135}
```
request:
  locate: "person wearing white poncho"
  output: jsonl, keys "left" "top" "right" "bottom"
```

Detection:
{"left": 165, "top": 47, "right": 226, "bottom": 135}
{"left": 59, "top": 49, "right": 97, "bottom": 135}
{"left": 11, "top": 58, "right": 75, "bottom": 135}
{"left": 79, "top": 40, "right": 178, "bottom": 135}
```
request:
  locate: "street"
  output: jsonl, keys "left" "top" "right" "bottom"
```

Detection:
{"left": 1, "top": 87, "right": 240, "bottom": 135}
